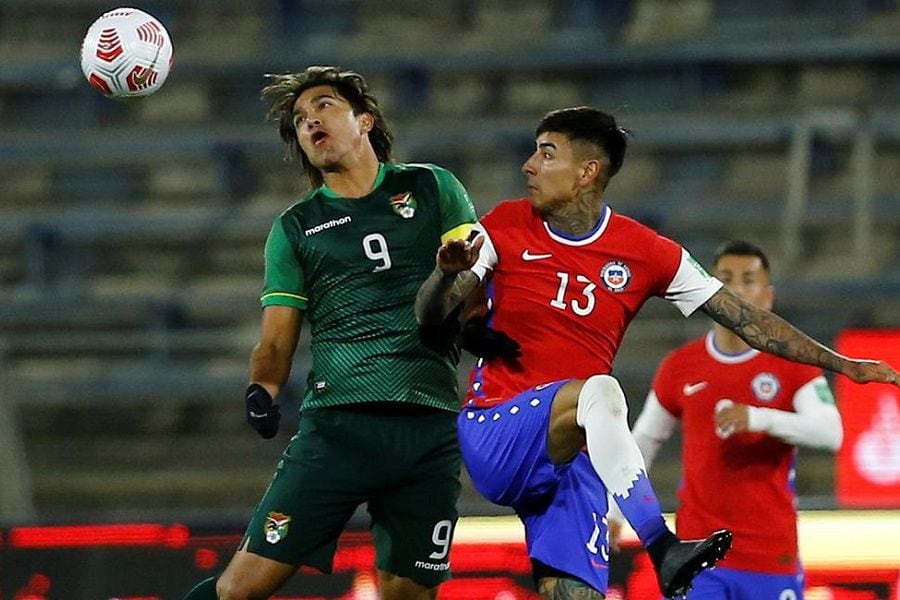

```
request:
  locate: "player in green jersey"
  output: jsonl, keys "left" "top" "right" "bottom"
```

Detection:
{"left": 183, "top": 66, "right": 477, "bottom": 600}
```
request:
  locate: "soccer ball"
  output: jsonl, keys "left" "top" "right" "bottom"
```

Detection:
{"left": 80, "top": 7, "right": 174, "bottom": 98}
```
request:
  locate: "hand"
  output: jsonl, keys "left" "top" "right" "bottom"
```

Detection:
{"left": 843, "top": 359, "right": 900, "bottom": 386}
{"left": 714, "top": 401, "right": 749, "bottom": 438}
{"left": 436, "top": 235, "right": 484, "bottom": 275}
{"left": 246, "top": 383, "right": 280, "bottom": 439}
{"left": 458, "top": 318, "right": 522, "bottom": 360}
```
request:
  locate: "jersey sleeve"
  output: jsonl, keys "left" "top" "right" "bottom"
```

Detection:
{"left": 469, "top": 201, "right": 516, "bottom": 282}
{"left": 432, "top": 167, "right": 478, "bottom": 243}
{"left": 470, "top": 222, "right": 498, "bottom": 282}
{"left": 663, "top": 247, "right": 724, "bottom": 316}
{"left": 746, "top": 375, "right": 843, "bottom": 450}
{"left": 260, "top": 217, "right": 307, "bottom": 310}
{"left": 632, "top": 390, "right": 679, "bottom": 468}
{"left": 651, "top": 352, "right": 683, "bottom": 417}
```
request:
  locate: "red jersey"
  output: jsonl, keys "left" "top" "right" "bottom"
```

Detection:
{"left": 465, "top": 199, "right": 721, "bottom": 407}
{"left": 651, "top": 333, "right": 823, "bottom": 574}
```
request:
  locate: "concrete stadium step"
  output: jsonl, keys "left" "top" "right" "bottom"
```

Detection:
{"left": 25, "top": 435, "right": 285, "bottom": 472}
{"left": 31, "top": 467, "right": 275, "bottom": 514}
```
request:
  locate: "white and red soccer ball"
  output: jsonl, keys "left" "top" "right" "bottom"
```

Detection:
{"left": 80, "top": 7, "right": 174, "bottom": 98}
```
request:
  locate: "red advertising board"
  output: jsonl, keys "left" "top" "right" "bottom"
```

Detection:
{"left": 3, "top": 513, "right": 898, "bottom": 599}
{"left": 835, "top": 329, "right": 900, "bottom": 508}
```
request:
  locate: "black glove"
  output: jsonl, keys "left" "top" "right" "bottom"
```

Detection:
{"left": 245, "top": 383, "right": 280, "bottom": 439}
{"left": 458, "top": 317, "right": 522, "bottom": 360}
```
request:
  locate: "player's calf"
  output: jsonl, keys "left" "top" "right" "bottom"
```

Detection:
{"left": 537, "top": 576, "right": 605, "bottom": 599}
{"left": 533, "top": 560, "right": 605, "bottom": 599}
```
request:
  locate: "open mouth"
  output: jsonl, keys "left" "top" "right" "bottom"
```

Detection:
{"left": 311, "top": 130, "right": 328, "bottom": 145}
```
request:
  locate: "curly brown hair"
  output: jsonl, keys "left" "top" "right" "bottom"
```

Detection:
{"left": 261, "top": 66, "right": 394, "bottom": 188}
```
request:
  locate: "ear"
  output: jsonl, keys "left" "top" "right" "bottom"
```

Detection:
{"left": 358, "top": 112, "right": 374, "bottom": 134}
{"left": 580, "top": 159, "right": 603, "bottom": 185}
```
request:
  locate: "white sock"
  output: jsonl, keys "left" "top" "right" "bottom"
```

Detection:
{"left": 576, "top": 374, "right": 667, "bottom": 544}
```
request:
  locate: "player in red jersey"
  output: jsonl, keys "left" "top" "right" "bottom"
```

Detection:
{"left": 613, "top": 240, "right": 843, "bottom": 599}
{"left": 416, "top": 106, "right": 899, "bottom": 599}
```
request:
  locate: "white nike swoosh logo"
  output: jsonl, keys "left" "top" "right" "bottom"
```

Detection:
{"left": 683, "top": 382, "right": 708, "bottom": 396}
{"left": 522, "top": 250, "right": 552, "bottom": 261}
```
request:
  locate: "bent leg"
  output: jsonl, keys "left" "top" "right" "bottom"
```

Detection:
{"left": 216, "top": 543, "right": 297, "bottom": 600}
{"left": 549, "top": 376, "right": 732, "bottom": 596}
{"left": 378, "top": 571, "right": 439, "bottom": 600}
{"left": 549, "top": 375, "right": 670, "bottom": 547}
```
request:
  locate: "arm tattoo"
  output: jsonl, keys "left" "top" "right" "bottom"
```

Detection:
{"left": 415, "top": 268, "right": 480, "bottom": 326}
{"left": 537, "top": 576, "right": 605, "bottom": 600}
{"left": 701, "top": 287, "right": 846, "bottom": 373}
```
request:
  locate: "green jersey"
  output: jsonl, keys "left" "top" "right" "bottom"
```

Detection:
{"left": 261, "top": 162, "right": 477, "bottom": 412}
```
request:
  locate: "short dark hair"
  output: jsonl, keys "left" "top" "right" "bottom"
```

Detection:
{"left": 261, "top": 66, "right": 394, "bottom": 188}
{"left": 536, "top": 106, "right": 629, "bottom": 188}
{"left": 713, "top": 240, "right": 770, "bottom": 272}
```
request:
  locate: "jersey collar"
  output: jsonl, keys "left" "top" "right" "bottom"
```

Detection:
{"left": 542, "top": 204, "right": 611, "bottom": 247}
{"left": 705, "top": 330, "right": 760, "bottom": 364}
{"left": 319, "top": 163, "right": 387, "bottom": 199}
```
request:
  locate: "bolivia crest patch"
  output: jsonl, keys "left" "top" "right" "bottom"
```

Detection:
{"left": 389, "top": 192, "right": 417, "bottom": 219}
{"left": 265, "top": 511, "right": 291, "bottom": 544}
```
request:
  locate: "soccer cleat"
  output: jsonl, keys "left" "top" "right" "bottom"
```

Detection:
{"left": 651, "top": 529, "right": 733, "bottom": 598}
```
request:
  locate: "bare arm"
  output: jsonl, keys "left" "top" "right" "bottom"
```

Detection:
{"left": 701, "top": 287, "right": 899, "bottom": 385}
{"left": 415, "top": 237, "right": 483, "bottom": 326}
{"left": 250, "top": 305, "right": 303, "bottom": 400}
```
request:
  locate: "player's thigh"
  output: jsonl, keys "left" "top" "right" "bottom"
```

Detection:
{"left": 458, "top": 379, "right": 571, "bottom": 507}
{"left": 216, "top": 544, "right": 296, "bottom": 600}
{"left": 547, "top": 378, "right": 588, "bottom": 464}
{"left": 521, "top": 453, "right": 611, "bottom": 596}
{"left": 369, "top": 410, "right": 461, "bottom": 588}
{"left": 243, "top": 409, "right": 368, "bottom": 572}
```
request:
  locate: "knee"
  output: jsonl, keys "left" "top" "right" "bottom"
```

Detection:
{"left": 216, "top": 575, "right": 258, "bottom": 600}
{"left": 379, "top": 571, "right": 438, "bottom": 600}
{"left": 576, "top": 375, "right": 627, "bottom": 425}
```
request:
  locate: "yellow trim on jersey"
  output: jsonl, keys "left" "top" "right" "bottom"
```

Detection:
{"left": 441, "top": 223, "right": 474, "bottom": 244}
{"left": 261, "top": 292, "right": 308, "bottom": 302}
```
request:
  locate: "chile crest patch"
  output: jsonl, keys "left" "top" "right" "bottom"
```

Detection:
{"left": 600, "top": 261, "right": 632, "bottom": 292}
{"left": 751, "top": 372, "right": 780, "bottom": 402}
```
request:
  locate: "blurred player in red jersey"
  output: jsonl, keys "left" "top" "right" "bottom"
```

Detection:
{"left": 612, "top": 240, "right": 843, "bottom": 599}
{"left": 416, "top": 106, "right": 899, "bottom": 599}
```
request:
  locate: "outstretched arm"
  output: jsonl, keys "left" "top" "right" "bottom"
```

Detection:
{"left": 701, "top": 286, "right": 899, "bottom": 385}
{"left": 415, "top": 236, "right": 483, "bottom": 326}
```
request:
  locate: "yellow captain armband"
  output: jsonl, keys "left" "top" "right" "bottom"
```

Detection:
{"left": 441, "top": 223, "right": 474, "bottom": 244}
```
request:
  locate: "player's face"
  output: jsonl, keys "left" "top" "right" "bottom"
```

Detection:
{"left": 714, "top": 254, "right": 774, "bottom": 310}
{"left": 522, "top": 132, "right": 583, "bottom": 213}
{"left": 292, "top": 85, "right": 373, "bottom": 170}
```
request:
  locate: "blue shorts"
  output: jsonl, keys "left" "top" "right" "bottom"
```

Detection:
{"left": 458, "top": 380, "right": 610, "bottom": 594}
{"left": 687, "top": 566, "right": 804, "bottom": 600}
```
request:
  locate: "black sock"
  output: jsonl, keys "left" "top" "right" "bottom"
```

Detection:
{"left": 647, "top": 529, "right": 679, "bottom": 569}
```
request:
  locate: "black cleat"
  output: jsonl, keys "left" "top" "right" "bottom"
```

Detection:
{"left": 651, "top": 529, "right": 733, "bottom": 598}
